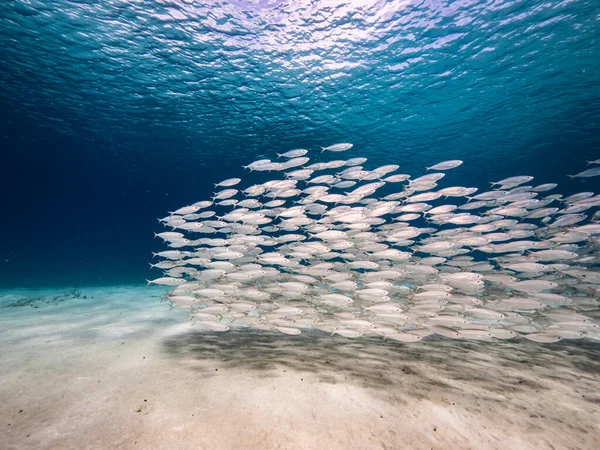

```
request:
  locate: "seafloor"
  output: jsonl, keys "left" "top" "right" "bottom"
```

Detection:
{"left": 0, "top": 286, "right": 599, "bottom": 450}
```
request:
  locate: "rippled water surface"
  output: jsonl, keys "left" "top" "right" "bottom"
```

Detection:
{"left": 1, "top": 0, "right": 599, "bottom": 285}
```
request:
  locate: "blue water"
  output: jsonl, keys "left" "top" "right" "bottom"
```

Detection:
{"left": 1, "top": 0, "right": 600, "bottom": 287}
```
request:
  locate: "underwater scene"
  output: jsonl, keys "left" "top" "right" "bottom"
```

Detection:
{"left": 1, "top": 1, "right": 600, "bottom": 449}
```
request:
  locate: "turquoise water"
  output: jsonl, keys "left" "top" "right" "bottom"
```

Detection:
{"left": 1, "top": 0, "right": 600, "bottom": 287}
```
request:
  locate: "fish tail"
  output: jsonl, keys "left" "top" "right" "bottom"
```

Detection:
{"left": 566, "top": 175, "right": 576, "bottom": 179}
{"left": 320, "top": 147, "right": 326, "bottom": 153}
{"left": 146, "top": 279, "right": 153, "bottom": 285}
{"left": 423, "top": 165, "right": 430, "bottom": 172}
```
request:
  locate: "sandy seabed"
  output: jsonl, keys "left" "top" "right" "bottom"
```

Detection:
{"left": 0, "top": 286, "right": 598, "bottom": 450}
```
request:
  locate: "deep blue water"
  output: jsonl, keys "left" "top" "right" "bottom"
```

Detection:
{"left": 1, "top": 0, "right": 600, "bottom": 287}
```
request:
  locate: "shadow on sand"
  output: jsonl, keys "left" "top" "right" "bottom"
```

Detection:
{"left": 162, "top": 330, "right": 600, "bottom": 397}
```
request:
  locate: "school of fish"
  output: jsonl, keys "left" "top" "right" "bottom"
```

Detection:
{"left": 148, "top": 144, "right": 600, "bottom": 343}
